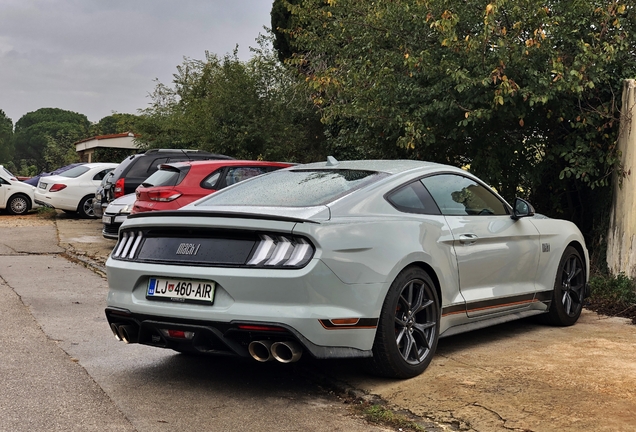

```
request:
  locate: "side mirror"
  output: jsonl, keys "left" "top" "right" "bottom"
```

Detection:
{"left": 511, "top": 197, "right": 535, "bottom": 220}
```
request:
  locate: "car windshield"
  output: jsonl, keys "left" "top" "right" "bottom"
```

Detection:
{"left": 59, "top": 165, "right": 90, "bottom": 178}
{"left": 197, "top": 169, "right": 387, "bottom": 207}
{"left": 2, "top": 166, "right": 15, "bottom": 179}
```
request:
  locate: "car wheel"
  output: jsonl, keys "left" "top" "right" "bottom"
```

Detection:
{"left": 7, "top": 194, "right": 30, "bottom": 215}
{"left": 77, "top": 195, "right": 96, "bottom": 218}
{"left": 367, "top": 266, "right": 440, "bottom": 379}
{"left": 544, "top": 246, "right": 586, "bottom": 326}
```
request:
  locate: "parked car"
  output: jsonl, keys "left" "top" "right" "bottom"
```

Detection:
{"left": 105, "top": 158, "right": 589, "bottom": 379}
{"left": 102, "top": 193, "right": 136, "bottom": 239}
{"left": 93, "top": 170, "right": 114, "bottom": 219}
{"left": 0, "top": 165, "right": 38, "bottom": 215}
{"left": 132, "top": 160, "right": 292, "bottom": 214}
{"left": 103, "top": 149, "right": 232, "bottom": 204}
{"left": 35, "top": 163, "right": 118, "bottom": 218}
{"left": 22, "top": 163, "right": 84, "bottom": 186}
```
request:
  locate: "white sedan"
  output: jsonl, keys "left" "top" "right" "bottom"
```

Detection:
{"left": 35, "top": 163, "right": 119, "bottom": 218}
{"left": 0, "top": 165, "right": 38, "bottom": 215}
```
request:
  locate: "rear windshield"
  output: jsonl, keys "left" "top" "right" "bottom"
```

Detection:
{"left": 141, "top": 166, "right": 188, "bottom": 187}
{"left": 197, "top": 169, "right": 387, "bottom": 207}
{"left": 59, "top": 165, "right": 90, "bottom": 178}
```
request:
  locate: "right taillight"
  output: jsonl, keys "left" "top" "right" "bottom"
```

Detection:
{"left": 247, "top": 234, "right": 314, "bottom": 268}
{"left": 49, "top": 184, "right": 67, "bottom": 192}
{"left": 114, "top": 178, "right": 125, "bottom": 198}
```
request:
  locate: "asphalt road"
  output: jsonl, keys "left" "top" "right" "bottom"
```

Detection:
{"left": 0, "top": 216, "right": 392, "bottom": 432}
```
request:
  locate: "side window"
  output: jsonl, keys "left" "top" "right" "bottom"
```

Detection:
{"left": 224, "top": 167, "right": 269, "bottom": 186}
{"left": 128, "top": 157, "right": 168, "bottom": 177}
{"left": 421, "top": 174, "right": 508, "bottom": 216}
{"left": 201, "top": 170, "right": 222, "bottom": 190}
{"left": 0, "top": 177, "right": 9, "bottom": 185}
{"left": 93, "top": 169, "right": 113, "bottom": 181}
{"left": 386, "top": 180, "right": 440, "bottom": 214}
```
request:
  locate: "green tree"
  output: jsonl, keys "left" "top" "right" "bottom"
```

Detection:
{"left": 90, "top": 113, "right": 141, "bottom": 136}
{"left": 13, "top": 108, "right": 90, "bottom": 172}
{"left": 0, "top": 110, "right": 13, "bottom": 164}
{"left": 277, "top": 0, "right": 636, "bottom": 237}
{"left": 136, "top": 36, "right": 326, "bottom": 163}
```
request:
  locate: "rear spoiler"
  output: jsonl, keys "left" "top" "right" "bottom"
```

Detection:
{"left": 127, "top": 210, "right": 320, "bottom": 224}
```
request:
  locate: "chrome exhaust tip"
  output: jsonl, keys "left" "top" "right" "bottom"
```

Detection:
{"left": 271, "top": 341, "right": 302, "bottom": 363}
{"left": 110, "top": 323, "right": 122, "bottom": 341}
{"left": 118, "top": 324, "right": 138, "bottom": 344}
{"left": 248, "top": 340, "right": 274, "bottom": 362}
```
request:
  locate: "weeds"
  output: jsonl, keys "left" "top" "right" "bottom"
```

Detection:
{"left": 587, "top": 273, "right": 636, "bottom": 323}
{"left": 36, "top": 206, "right": 57, "bottom": 219}
{"left": 352, "top": 401, "right": 428, "bottom": 431}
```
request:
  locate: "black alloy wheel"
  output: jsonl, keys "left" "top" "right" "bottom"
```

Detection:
{"left": 545, "top": 246, "right": 586, "bottom": 326}
{"left": 367, "top": 267, "right": 440, "bottom": 379}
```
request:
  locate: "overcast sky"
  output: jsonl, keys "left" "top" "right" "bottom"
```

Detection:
{"left": 0, "top": 0, "right": 273, "bottom": 125}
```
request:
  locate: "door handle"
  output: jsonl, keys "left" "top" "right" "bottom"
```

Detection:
{"left": 459, "top": 234, "right": 478, "bottom": 245}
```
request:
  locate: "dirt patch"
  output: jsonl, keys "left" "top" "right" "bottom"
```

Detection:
{"left": 586, "top": 298, "right": 636, "bottom": 324}
{"left": 0, "top": 212, "right": 55, "bottom": 227}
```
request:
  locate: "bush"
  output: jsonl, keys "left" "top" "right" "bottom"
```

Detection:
{"left": 587, "top": 273, "right": 636, "bottom": 324}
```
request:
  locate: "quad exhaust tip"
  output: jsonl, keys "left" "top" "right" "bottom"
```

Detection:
{"left": 110, "top": 324, "right": 139, "bottom": 344}
{"left": 248, "top": 340, "right": 274, "bottom": 362}
{"left": 248, "top": 340, "right": 302, "bottom": 363}
{"left": 271, "top": 341, "right": 302, "bottom": 363}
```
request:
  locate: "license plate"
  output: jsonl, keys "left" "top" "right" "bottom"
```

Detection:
{"left": 39, "top": 182, "right": 47, "bottom": 189}
{"left": 147, "top": 277, "right": 215, "bottom": 304}
{"left": 102, "top": 215, "right": 112, "bottom": 224}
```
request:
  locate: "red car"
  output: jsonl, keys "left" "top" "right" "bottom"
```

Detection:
{"left": 132, "top": 160, "right": 292, "bottom": 214}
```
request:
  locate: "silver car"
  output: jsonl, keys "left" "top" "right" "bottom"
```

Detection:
{"left": 101, "top": 193, "right": 136, "bottom": 239}
{"left": 105, "top": 159, "right": 589, "bottom": 378}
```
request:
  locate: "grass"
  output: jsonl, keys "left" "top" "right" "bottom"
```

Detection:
{"left": 36, "top": 206, "right": 58, "bottom": 219}
{"left": 352, "top": 401, "right": 429, "bottom": 431}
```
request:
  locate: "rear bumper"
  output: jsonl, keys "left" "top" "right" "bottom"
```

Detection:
{"left": 106, "top": 258, "right": 387, "bottom": 354}
{"left": 105, "top": 307, "right": 372, "bottom": 359}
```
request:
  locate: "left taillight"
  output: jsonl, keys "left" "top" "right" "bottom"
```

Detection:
{"left": 114, "top": 178, "right": 125, "bottom": 198}
{"left": 49, "top": 184, "right": 67, "bottom": 192}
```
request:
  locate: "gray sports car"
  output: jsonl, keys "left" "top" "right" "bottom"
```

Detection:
{"left": 105, "top": 158, "right": 589, "bottom": 378}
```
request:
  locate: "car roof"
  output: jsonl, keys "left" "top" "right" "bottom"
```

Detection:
{"left": 292, "top": 159, "right": 457, "bottom": 175}
{"left": 166, "top": 160, "right": 292, "bottom": 168}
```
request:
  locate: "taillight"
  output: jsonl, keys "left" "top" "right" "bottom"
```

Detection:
{"left": 148, "top": 190, "right": 182, "bottom": 202}
{"left": 114, "top": 178, "right": 125, "bottom": 198}
{"left": 247, "top": 235, "right": 314, "bottom": 268}
{"left": 49, "top": 184, "right": 67, "bottom": 192}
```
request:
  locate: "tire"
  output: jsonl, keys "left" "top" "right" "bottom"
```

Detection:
{"left": 7, "top": 194, "right": 30, "bottom": 215}
{"left": 544, "top": 246, "right": 586, "bottom": 326}
{"left": 366, "top": 266, "right": 440, "bottom": 379}
{"left": 77, "top": 195, "right": 96, "bottom": 218}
